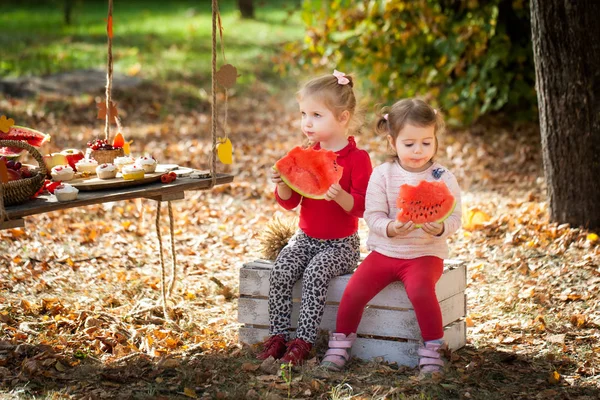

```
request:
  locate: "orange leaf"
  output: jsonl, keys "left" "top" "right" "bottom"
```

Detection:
{"left": 548, "top": 370, "right": 561, "bottom": 384}
{"left": 107, "top": 15, "right": 113, "bottom": 39}
{"left": 97, "top": 101, "right": 119, "bottom": 124}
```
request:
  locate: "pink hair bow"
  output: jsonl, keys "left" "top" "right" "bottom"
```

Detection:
{"left": 384, "top": 113, "right": 389, "bottom": 120}
{"left": 333, "top": 70, "right": 350, "bottom": 85}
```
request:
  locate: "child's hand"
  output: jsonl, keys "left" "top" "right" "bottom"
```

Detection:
{"left": 388, "top": 221, "right": 418, "bottom": 237}
{"left": 324, "top": 183, "right": 343, "bottom": 201}
{"left": 422, "top": 222, "right": 444, "bottom": 236}
{"left": 271, "top": 169, "right": 288, "bottom": 188}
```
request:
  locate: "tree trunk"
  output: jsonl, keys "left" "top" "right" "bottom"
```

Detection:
{"left": 238, "top": 0, "right": 255, "bottom": 19}
{"left": 530, "top": 0, "right": 600, "bottom": 229}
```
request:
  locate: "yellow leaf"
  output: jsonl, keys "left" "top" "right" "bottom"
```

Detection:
{"left": 217, "top": 138, "right": 233, "bottom": 164}
{"left": 587, "top": 233, "right": 598, "bottom": 243}
{"left": 463, "top": 208, "right": 491, "bottom": 231}
{"left": 12, "top": 256, "right": 21, "bottom": 264}
{"left": 183, "top": 387, "right": 197, "bottom": 398}
{"left": 548, "top": 370, "right": 560, "bottom": 384}
{"left": 0, "top": 115, "right": 15, "bottom": 133}
{"left": 465, "top": 316, "right": 474, "bottom": 327}
{"left": 55, "top": 361, "right": 67, "bottom": 372}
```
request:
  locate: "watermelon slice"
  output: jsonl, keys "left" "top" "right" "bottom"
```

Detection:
{"left": 274, "top": 146, "right": 343, "bottom": 199}
{"left": 396, "top": 180, "right": 455, "bottom": 227}
{"left": 0, "top": 126, "right": 51, "bottom": 158}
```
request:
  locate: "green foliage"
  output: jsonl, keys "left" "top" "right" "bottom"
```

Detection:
{"left": 287, "top": 0, "right": 536, "bottom": 126}
{"left": 0, "top": 0, "right": 304, "bottom": 86}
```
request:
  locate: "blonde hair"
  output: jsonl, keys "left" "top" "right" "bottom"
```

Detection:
{"left": 297, "top": 72, "right": 360, "bottom": 134}
{"left": 376, "top": 98, "right": 445, "bottom": 159}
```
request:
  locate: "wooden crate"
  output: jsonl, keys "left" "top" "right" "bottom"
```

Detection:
{"left": 238, "top": 259, "right": 467, "bottom": 367}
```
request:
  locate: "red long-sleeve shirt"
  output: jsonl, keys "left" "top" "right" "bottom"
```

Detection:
{"left": 275, "top": 136, "right": 372, "bottom": 239}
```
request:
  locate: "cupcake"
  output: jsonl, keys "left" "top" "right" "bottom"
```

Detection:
{"left": 96, "top": 163, "right": 117, "bottom": 179}
{"left": 51, "top": 165, "right": 74, "bottom": 181}
{"left": 121, "top": 164, "right": 145, "bottom": 180}
{"left": 54, "top": 183, "right": 79, "bottom": 202}
{"left": 75, "top": 157, "right": 98, "bottom": 175}
{"left": 135, "top": 155, "right": 157, "bottom": 173}
{"left": 113, "top": 156, "right": 135, "bottom": 172}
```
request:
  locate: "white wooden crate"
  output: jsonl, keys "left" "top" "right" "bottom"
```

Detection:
{"left": 238, "top": 259, "right": 467, "bottom": 367}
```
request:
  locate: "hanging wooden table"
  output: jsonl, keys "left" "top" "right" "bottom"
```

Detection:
{"left": 0, "top": 171, "right": 234, "bottom": 230}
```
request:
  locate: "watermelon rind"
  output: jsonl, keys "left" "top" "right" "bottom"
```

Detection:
{"left": 0, "top": 147, "right": 24, "bottom": 161}
{"left": 276, "top": 167, "right": 326, "bottom": 200}
{"left": 414, "top": 199, "right": 456, "bottom": 228}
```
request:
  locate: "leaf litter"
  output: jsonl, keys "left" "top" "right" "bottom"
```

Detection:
{"left": 0, "top": 85, "right": 599, "bottom": 399}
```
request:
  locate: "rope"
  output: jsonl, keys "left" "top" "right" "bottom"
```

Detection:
{"left": 210, "top": 0, "right": 218, "bottom": 188}
{"left": 155, "top": 201, "right": 170, "bottom": 322}
{"left": 167, "top": 201, "right": 177, "bottom": 296}
{"left": 104, "top": 0, "right": 114, "bottom": 142}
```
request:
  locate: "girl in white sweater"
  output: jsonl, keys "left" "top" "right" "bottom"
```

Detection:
{"left": 321, "top": 98, "right": 462, "bottom": 376}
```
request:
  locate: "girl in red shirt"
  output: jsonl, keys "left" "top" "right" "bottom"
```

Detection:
{"left": 256, "top": 70, "right": 372, "bottom": 365}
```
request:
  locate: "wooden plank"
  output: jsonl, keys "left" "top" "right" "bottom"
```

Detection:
{"left": 145, "top": 191, "right": 186, "bottom": 202}
{"left": 239, "top": 320, "right": 466, "bottom": 367}
{"left": 0, "top": 218, "right": 24, "bottom": 230}
{"left": 237, "top": 292, "right": 465, "bottom": 340}
{"left": 2, "top": 173, "right": 234, "bottom": 221}
{"left": 239, "top": 260, "right": 466, "bottom": 307}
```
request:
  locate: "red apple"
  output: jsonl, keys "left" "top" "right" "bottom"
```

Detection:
{"left": 43, "top": 153, "right": 69, "bottom": 172}
{"left": 60, "top": 149, "right": 84, "bottom": 170}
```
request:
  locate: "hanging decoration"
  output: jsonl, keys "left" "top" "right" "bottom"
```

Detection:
{"left": 212, "top": 1, "right": 236, "bottom": 166}
{"left": 0, "top": 116, "right": 15, "bottom": 133}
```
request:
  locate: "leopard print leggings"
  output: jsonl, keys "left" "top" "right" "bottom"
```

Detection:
{"left": 268, "top": 230, "right": 360, "bottom": 344}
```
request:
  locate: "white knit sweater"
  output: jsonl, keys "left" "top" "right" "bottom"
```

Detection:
{"left": 365, "top": 161, "right": 462, "bottom": 260}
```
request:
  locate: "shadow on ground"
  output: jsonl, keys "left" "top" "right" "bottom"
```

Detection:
{"left": 1, "top": 339, "right": 598, "bottom": 400}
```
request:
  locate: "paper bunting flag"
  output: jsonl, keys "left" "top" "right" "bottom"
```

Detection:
{"left": 97, "top": 101, "right": 119, "bottom": 124}
{"left": 215, "top": 64, "right": 238, "bottom": 89}
{"left": 217, "top": 138, "right": 233, "bottom": 164}
{"left": 0, "top": 115, "right": 15, "bottom": 133}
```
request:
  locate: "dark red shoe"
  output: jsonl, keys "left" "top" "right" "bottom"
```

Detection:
{"left": 256, "top": 334, "right": 287, "bottom": 360}
{"left": 280, "top": 338, "right": 312, "bottom": 366}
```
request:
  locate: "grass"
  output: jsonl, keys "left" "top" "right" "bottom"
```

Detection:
{"left": 0, "top": 0, "right": 304, "bottom": 86}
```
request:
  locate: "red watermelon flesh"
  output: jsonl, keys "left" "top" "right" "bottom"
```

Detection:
{"left": 274, "top": 146, "right": 343, "bottom": 199}
{"left": 0, "top": 146, "right": 24, "bottom": 160}
{"left": 396, "top": 180, "right": 455, "bottom": 226}
{"left": 0, "top": 125, "right": 50, "bottom": 150}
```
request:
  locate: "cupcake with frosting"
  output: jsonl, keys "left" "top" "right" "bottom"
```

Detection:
{"left": 121, "top": 164, "right": 145, "bottom": 180}
{"left": 135, "top": 155, "right": 158, "bottom": 173}
{"left": 96, "top": 163, "right": 117, "bottom": 179}
{"left": 51, "top": 165, "right": 74, "bottom": 181}
{"left": 75, "top": 157, "right": 98, "bottom": 175}
{"left": 54, "top": 183, "right": 79, "bottom": 202}
{"left": 113, "top": 155, "right": 135, "bottom": 172}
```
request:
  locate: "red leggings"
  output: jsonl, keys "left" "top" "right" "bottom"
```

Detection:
{"left": 336, "top": 252, "right": 444, "bottom": 341}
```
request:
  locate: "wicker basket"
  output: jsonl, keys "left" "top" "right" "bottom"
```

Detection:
{"left": 0, "top": 140, "right": 47, "bottom": 207}
{"left": 91, "top": 147, "right": 124, "bottom": 164}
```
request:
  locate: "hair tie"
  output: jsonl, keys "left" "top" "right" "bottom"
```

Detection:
{"left": 333, "top": 69, "right": 350, "bottom": 85}
{"left": 383, "top": 113, "right": 389, "bottom": 120}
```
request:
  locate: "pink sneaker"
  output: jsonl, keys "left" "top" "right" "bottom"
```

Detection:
{"left": 418, "top": 341, "right": 448, "bottom": 376}
{"left": 320, "top": 332, "right": 356, "bottom": 371}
